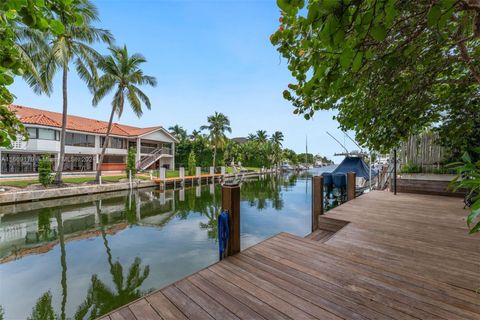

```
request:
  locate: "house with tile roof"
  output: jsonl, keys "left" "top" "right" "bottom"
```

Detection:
{"left": 0, "top": 105, "right": 179, "bottom": 175}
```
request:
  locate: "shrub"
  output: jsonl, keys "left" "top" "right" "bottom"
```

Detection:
{"left": 188, "top": 150, "right": 196, "bottom": 176}
{"left": 38, "top": 155, "right": 53, "bottom": 186}
{"left": 400, "top": 161, "right": 422, "bottom": 174}
{"left": 449, "top": 149, "right": 480, "bottom": 234}
{"left": 126, "top": 147, "right": 136, "bottom": 177}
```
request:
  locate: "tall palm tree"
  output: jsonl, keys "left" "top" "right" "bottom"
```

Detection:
{"left": 34, "top": 0, "right": 114, "bottom": 184}
{"left": 200, "top": 112, "right": 232, "bottom": 168}
{"left": 270, "top": 131, "right": 284, "bottom": 168}
{"left": 88, "top": 46, "right": 157, "bottom": 183}
{"left": 169, "top": 125, "right": 188, "bottom": 141}
{"left": 247, "top": 133, "right": 256, "bottom": 141}
{"left": 256, "top": 130, "right": 268, "bottom": 143}
{"left": 270, "top": 131, "right": 284, "bottom": 147}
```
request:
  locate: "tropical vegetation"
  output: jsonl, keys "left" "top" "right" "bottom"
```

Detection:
{"left": 86, "top": 45, "right": 157, "bottom": 183}
{"left": 450, "top": 149, "right": 480, "bottom": 234}
{"left": 171, "top": 114, "right": 331, "bottom": 170}
{"left": 271, "top": 0, "right": 480, "bottom": 156}
{"left": 21, "top": 0, "right": 114, "bottom": 184}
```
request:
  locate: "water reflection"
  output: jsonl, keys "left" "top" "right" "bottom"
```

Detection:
{"left": 0, "top": 167, "right": 334, "bottom": 319}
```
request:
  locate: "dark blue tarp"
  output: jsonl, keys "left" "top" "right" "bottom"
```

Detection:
{"left": 332, "top": 156, "right": 377, "bottom": 180}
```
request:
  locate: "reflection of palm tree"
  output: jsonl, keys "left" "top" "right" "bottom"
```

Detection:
{"left": 55, "top": 210, "right": 67, "bottom": 320}
{"left": 75, "top": 204, "right": 149, "bottom": 319}
{"left": 199, "top": 202, "right": 219, "bottom": 240}
{"left": 27, "top": 291, "right": 56, "bottom": 320}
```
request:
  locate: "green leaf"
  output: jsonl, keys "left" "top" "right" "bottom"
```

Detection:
{"left": 321, "top": 0, "right": 340, "bottom": 11}
{"left": 5, "top": 9, "right": 18, "bottom": 20}
{"left": 352, "top": 52, "right": 363, "bottom": 71}
{"left": 469, "top": 221, "right": 480, "bottom": 234}
{"left": 49, "top": 19, "right": 65, "bottom": 35}
{"left": 427, "top": 5, "right": 441, "bottom": 27}
{"left": 75, "top": 13, "right": 84, "bottom": 26}
{"left": 371, "top": 25, "right": 387, "bottom": 41}
{"left": 461, "top": 152, "right": 472, "bottom": 163}
{"left": 339, "top": 48, "right": 354, "bottom": 68}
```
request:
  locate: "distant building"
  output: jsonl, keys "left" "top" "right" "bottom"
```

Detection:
{"left": 231, "top": 137, "right": 248, "bottom": 144}
{"left": 0, "top": 105, "right": 179, "bottom": 175}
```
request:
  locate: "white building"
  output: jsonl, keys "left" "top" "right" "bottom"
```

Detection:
{"left": 0, "top": 105, "right": 179, "bottom": 175}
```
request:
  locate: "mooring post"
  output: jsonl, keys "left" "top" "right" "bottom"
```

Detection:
{"left": 347, "top": 172, "right": 356, "bottom": 201}
{"left": 393, "top": 148, "right": 397, "bottom": 195}
{"left": 222, "top": 184, "right": 240, "bottom": 256}
{"left": 312, "top": 175, "right": 324, "bottom": 232}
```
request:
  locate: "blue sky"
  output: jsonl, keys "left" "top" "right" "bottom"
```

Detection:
{"left": 10, "top": 0, "right": 359, "bottom": 162}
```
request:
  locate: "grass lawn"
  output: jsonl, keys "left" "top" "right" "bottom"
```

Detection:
{"left": 148, "top": 170, "right": 180, "bottom": 178}
{"left": 0, "top": 175, "right": 149, "bottom": 188}
{"left": 225, "top": 167, "right": 260, "bottom": 174}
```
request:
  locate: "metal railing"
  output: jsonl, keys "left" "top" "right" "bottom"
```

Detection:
{"left": 136, "top": 148, "right": 171, "bottom": 171}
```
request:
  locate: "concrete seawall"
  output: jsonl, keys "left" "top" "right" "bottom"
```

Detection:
{"left": 0, "top": 180, "right": 157, "bottom": 205}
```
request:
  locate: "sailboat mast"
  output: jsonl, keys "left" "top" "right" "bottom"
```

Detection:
{"left": 305, "top": 135, "right": 308, "bottom": 164}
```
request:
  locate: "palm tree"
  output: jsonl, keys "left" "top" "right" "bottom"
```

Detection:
{"left": 270, "top": 131, "right": 284, "bottom": 168}
{"left": 270, "top": 131, "right": 284, "bottom": 147}
{"left": 169, "top": 125, "right": 188, "bottom": 141}
{"left": 247, "top": 133, "right": 256, "bottom": 141}
{"left": 88, "top": 46, "right": 157, "bottom": 183}
{"left": 200, "top": 112, "right": 232, "bottom": 168}
{"left": 256, "top": 130, "right": 268, "bottom": 143}
{"left": 34, "top": 0, "right": 114, "bottom": 184}
{"left": 190, "top": 129, "right": 201, "bottom": 140}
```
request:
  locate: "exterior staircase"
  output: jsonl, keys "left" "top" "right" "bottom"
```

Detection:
{"left": 136, "top": 148, "right": 171, "bottom": 171}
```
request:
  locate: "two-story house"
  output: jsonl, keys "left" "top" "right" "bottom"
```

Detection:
{"left": 0, "top": 105, "right": 178, "bottom": 175}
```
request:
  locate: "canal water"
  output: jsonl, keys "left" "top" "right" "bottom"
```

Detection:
{"left": 0, "top": 167, "right": 334, "bottom": 320}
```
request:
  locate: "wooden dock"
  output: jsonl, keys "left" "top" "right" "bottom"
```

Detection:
{"left": 100, "top": 191, "right": 480, "bottom": 320}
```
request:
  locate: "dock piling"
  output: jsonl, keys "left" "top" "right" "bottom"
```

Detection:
{"left": 312, "top": 176, "right": 324, "bottom": 232}
{"left": 222, "top": 184, "right": 240, "bottom": 256}
{"left": 347, "top": 172, "right": 356, "bottom": 201}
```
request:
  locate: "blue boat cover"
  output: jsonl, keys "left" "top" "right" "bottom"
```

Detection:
{"left": 217, "top": 210, "right": 230, "bottom": 260}
{"left": 332, "top": 156, "right": 377, "bottom": 180}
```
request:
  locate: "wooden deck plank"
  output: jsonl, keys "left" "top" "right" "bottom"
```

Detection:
{"left": 188, "top": 273, "right": 267, "bottom": 320}
{"left": 269, "top": 235, "right": 480, "bottom": 319}
{"left": 109, "top": 307, "right": 136, "bottom": 320}
{"left": 100, "top": 191, "right": 480, "bottom": 320}
{"left": 197, "top": 268, "right": 290, "bottom": 320}
{"left": 146, "top": 291, "right": 188, "bottom": 320}
{"left": 128, "top": 299, "right": 162, "bottom": 320}
{"left": 175, "top": 279, "right": 240, "bottom": 320}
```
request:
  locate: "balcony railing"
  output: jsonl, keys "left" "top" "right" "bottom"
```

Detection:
{"left": 140, "top": 146, "right": 172, "bottom": 155}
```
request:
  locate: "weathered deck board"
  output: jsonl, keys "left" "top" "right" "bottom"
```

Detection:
{"left": 103, "top": 191, "right": 480, "bottom": 320}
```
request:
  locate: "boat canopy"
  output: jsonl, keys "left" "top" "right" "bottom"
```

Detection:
{"left": 332, "top": 156, "right": 377, "bottom": 180}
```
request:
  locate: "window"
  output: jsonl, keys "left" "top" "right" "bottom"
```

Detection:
{"left": 38, "top": 128, "right": 57, "bottom": 140}
{"left": 26, "top": 127, "right": 59, "bottom": 141}
{"left": 27, "top": 127, "right": 37, "bottom": 139}
{"left": 101, "top": 137, "right": 127, "bottom": 149}
{"left": 66, "top": 133, "right": 95, "bottom": 147}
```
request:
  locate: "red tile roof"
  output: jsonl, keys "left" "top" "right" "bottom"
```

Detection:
{"left": 9, "top": 104, "right": 165, "bottom": 138}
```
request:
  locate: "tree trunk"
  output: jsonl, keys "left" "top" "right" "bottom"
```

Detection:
{"left": 95, "top": 105, "right": 116, "bottom": 183}
{"left": 213, "top": 146, "right": 217, "bottom": 169}
{"left": 55, "top": 64, "right": 68, "bottom": 184}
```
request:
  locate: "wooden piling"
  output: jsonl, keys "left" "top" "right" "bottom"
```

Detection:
{"left": 347, "top": 172, "right": 356, "bottom": 201}
{"left": 222, "top": 184, "right": 241, "bottom": 256}
{"left": 312, "top": 176, "right": 324, "bottom": 232}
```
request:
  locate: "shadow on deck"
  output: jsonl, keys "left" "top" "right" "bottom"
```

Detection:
{"left": 100, "top": 191, "right": 480, "bottom": 320}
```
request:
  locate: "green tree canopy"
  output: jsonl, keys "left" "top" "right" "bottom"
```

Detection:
{"left": 272, "top": 0, "right": 480, "bottom": 153}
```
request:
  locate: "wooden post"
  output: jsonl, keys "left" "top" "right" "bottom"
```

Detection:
{"left": 312, "top": 176, "right": 323, "bottom": 232}
{"left": 393, "top": 148, "right": 397, "bottom": 195}
{"left": 347, "top": 172, "right": 356, "bottom": 201}
{"left": 222, "top": 184, "right": 240, "bottom": 256}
